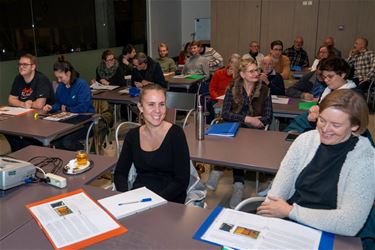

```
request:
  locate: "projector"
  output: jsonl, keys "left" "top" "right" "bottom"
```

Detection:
{"left": 0, "top": 157, "right": 36, "bottom": 190}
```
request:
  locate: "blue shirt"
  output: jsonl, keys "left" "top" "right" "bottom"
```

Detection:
{"left": 52, "top": 77, "right": 95, "bottom": 113}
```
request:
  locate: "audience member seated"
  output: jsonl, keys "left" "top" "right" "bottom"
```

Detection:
{"left": 206, "top": 58, "right": 273, "bottom": 208}
{"left": 155, "top": 43, "right": 177, "bottom": 77}
{"left": 178, "top": 42, "right": 190, "bottom": 65}
{"left": 286, "top": 60, "right": 326, "bottom": 100}
{"left": 42, "top": 56, "right": 95, "bottom": 151}
{"left": 310, "top": 45, "right": 335, "bottom": 71}
{"left": 285, "top": 58, "right": 360, "bottom": 133}
{"left": 209, "top": 53, "right": 240, "bottom": 101}
{"left": 347, "top": 36, "right": 375, "bottom": 92}
{"left": 8, "top": 53, "right": 54, "bottom": 109}
{"left": 257, "top": 89, "right": 374, "bottom": 240}
{"left": 114, "top": 84, "right": 190, "bottom": 203}
{"left": 6, "top": 53, "right": 55, "bottom": 151}
{"left": 242, "top": 41, "right": 264, "bottom": 66}
{"left": 259, "top": 55, "right": 285, "bottom": 95}
{"left": 119, "top": 44, "right": 136, "bottom": 76}
{"left": 207, "top": 53, "right": 240, "bottom": 123}
{"left": 324, "top": 36, "right": 342, "bottom": 58}
{"left": 93, "top": 49, "right": 126, "bottom": 86}
{"left": 270, "top": 40, "right": 290, "bottom": 80}
{"left": 131, "top": 52, "right": 167, "bottom": 89}
{"left": 199, "top": 43, "right": 224, "bottom": 72}
{"left": 183, "top": 41, "right": 210, "bottom": 80}
{"left": 284, "top": 36, "right": 309, "bottom": 68}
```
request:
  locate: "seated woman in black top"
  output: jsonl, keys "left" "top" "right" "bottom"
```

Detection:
{"left": 114, "top": 84, "right": 190, "bottom": 203}
{"left": 92, "top": 49, "right": 126, "bottom": 86}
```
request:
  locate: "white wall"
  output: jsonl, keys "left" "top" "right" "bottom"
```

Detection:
{"left": 147, "top": 0, "right": 181, "bottom": 58}
{"left": 147, "top": 0, "right": 211, "bottom": 58}
{"left": 181, "top": 0, "right": 211, "bottom": 49}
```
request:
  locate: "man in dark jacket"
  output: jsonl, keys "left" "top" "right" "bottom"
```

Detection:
{"left": 131, "top": 52, "right": 167, "bottom": 89}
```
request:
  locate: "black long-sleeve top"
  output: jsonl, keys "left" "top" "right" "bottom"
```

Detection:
{"left": 114, "top": 124, "right": 190, "bottom": 203}
{"left": 131, "top": 56, "right": 167, "bottom": 89}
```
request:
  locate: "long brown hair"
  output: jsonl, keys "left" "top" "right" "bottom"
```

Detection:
{"left": 229, "top": 58, "right": 257, "bottom": 113}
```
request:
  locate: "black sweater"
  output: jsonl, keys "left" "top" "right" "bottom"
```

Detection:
{"left": 114, "top": 124, "right": 190, "bottom": 203}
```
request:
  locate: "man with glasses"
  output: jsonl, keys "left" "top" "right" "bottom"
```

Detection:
{"left": 131, "top": 52, "right": 167, "bottom": 89}
{"left": 270, "top": 40, "right": 290, "bottom": 80}
{"left": 6, "top": 54, "right": 54, "bottom": 151}
{"left": 284, "top": 36, "right": 309, "bottom": 69}
{"left": 242, "top": 41, "right": 264, "bottom": 66}
{"left": 8, "top": 53, "right": 54, "bottom": 109}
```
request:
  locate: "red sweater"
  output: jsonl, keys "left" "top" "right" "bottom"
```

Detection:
{"left": 209, "top": 67, "right": 233, "bottom": 100}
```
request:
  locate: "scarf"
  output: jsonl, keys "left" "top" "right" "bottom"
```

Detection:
{"left": 97, "top": 60, "right": 119, "bottom": 80}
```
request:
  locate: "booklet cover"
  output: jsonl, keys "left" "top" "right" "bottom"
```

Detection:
{"left": 98, "top": 187, "right": 167, "bottom": 219}
{"left": 205, "top": 122, "right": 240, "bottom": 137}
{"left": 26, "top": 189, "right": 127, "bottom": 250}
{"left": 193, "top": 206, "right": 334, "bottom": 250}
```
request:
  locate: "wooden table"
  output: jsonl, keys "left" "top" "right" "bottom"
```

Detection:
{"left": 0, "top": 112, "right": 96, "bottom": 146}
{"left": 0, "top": 185, "right": 362, "bottom": 249}
{"left": 166, "top": 75, "right": 204, "bottom": 91}
{"left": 0, "top": 146, "right": 117, "bottom": 240}
{"left": 185, "top": 124, "right": 292, "bottom": 174}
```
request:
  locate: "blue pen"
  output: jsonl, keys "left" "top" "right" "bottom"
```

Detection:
{"left": 118, "top": 198, "right": 152, "bottom": 206}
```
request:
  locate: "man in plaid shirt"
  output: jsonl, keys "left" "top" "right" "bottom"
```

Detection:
{"left": 284, "top": 36, "right": 309, "bottom": 68}
{"left": 347, "top": 37, "right": 375, "bottom": 91}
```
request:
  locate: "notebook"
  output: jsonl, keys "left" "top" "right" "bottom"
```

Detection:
{"left": 205, "top": 122, "right": 240, "bottom": 137}
{"left": 98, "top": 187, "right": 167, "bottom": 219}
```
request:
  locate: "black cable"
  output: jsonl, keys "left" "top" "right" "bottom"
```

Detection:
{"left": 28, "top": 156, "right": 64, "bottom": 174}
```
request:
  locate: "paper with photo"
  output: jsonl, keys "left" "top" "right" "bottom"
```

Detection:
{"left": 198, "top": 207, "right": 323, "bottom": 250}
{"left": 28, "top": 190, "right": 125, "bottom": 249}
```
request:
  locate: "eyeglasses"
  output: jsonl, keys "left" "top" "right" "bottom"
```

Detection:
{"left": 320, "top": 74, "right": 337, "bottom": 80}
{"left": 18, "top": 63, "right": 32, "bottom": 68}
{"left": 272, "top": 48, "right": 283, "bottom": 51}
{"left": 105, "top": 58, "right": 115, "bottom": 63}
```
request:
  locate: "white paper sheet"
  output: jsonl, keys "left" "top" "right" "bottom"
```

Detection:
{"left": 98, "top": 187, "right": 167, "bottom": 219}
{"left": 29, "top": 192, "right": 120, "bottom": 249}
{"left": 201, "top": 208, "right": 322, "bottom": 250}
{"left": 91, "top": 81, "right": 120, "bottom": 90}
{"left": 271, "top": 95, "right": 289, "bottom": 104}
{"left": 0, "top": 106, "right": 32, "bottom": 116}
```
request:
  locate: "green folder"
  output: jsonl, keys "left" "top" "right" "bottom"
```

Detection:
{"left": 298, "top": 101, "right": 318, "bottom": 110}
{"left": 185, "top": 74, "right": 204, "bottom": 80}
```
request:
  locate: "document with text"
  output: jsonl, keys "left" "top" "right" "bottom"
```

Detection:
{"left": 26, "top": 189, "right": 127, "bottom": 249}
{"left": 194, "top": 206, "right": 333, "bottom": 250}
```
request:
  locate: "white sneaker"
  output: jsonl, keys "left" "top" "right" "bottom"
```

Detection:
{"left": 229, "top": 182, "right": 244, "bottom": 209}
{"left": 206, "top": 170, "right": 223, "bottom": 191}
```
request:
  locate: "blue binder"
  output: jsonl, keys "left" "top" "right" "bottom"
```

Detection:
{"left": 205, "top": 122, "right": 240, "bottom": 137}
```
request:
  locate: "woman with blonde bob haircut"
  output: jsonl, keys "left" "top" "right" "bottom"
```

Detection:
{"left": 257, "top": 89, "right": 374, "bottom": 237}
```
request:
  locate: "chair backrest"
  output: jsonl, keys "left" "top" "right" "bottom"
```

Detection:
{"left": 166, "top": 91, "right": 196, "bottom": 111}
{"left": 234, "top": 197, "right": 266, "bottom": 213}
{"left": 115, "top": 121, "right": 140, "bottom": 158}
